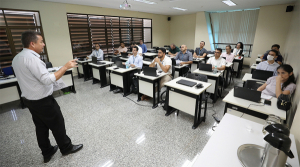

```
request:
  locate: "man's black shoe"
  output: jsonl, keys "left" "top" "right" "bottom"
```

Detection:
{"left": 44, "top": 145, "right": 58, "bottom": 163}
{"left": 62, "top": 144, "right": 83, "bottom": 156}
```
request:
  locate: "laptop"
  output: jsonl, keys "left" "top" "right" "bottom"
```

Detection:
{"left": 143, "top": 66, "right": 158, "bottom": 77}
{"left": 198, "top": 63, "right": 212, "bottom": 72}
{"left": 115, "top": 60, "right": 126, "bottom": 69}
{"left": 121, "top": 52, "right": 128, "bottom": 58}
{"left": 252, "top": 69, "right": 273, "bottom": 81}
{"left": 176, "top": 79, "right": 197, "bottom": 87}
{"left": 234, "top": 86, "right": 261, "bottom": 103}
{"left": 92, "top": 57, "right": 105, "bottom": 65}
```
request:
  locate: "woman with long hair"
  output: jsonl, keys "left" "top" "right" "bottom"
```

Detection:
{"left": 257, "top": 64, "right": 296, "bottom": 98}
{"left": 233, "top": 42, "right": 244, "bottom": 57}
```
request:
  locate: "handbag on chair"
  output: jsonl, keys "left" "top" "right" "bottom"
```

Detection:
{"left": 277, "top": 94, "right": 292, "bottom": 111}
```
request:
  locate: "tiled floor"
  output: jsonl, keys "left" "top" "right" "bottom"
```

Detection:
{"left": 0, "top": 67, "right": 249, "bottom": 167}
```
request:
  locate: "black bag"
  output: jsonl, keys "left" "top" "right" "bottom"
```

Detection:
{"left": 277, "top": 94, "right": 292, "bottom": 111}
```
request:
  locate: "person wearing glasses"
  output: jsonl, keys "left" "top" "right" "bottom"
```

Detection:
{"left": 207, "top": 48, "right": 226, "bottom": 71}
{"left": 86, "top": 43, "right": 103, "bottom": 60}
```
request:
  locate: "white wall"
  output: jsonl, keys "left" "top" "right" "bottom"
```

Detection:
{"left": 286, "top": 0, "right": 300, "bottom": 160}
{"left": 194, "top": 12, "right": 212, "bottom": 51}
{"left": 1, "top": 0, "right": 170, "bottom": 70}
{"left": 248, "top": 4, "right": 294, "bottom": 66}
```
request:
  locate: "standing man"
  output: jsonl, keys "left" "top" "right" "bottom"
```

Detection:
{"left": 141, "top": 48, "right": 172, "bottom": 101}
{"left": 12, "top": 31, "right": 83, "bottom": 163}
{"left": 114, "top": 41, "right": 128, "bottom": 55}
{"left": 139, "top": 39, "right": 147, "bottom": 53}
{"left": 168, "top": 43, "right": 180, "bottom": 57}
{"left": 256, "top": 50, "right": 280, "bottom": 75}
{"left": 86, "top": 43, "right": 103, "bottom": 60}
{"left": 193, "top": 41, "right": 207, "bottom": 58}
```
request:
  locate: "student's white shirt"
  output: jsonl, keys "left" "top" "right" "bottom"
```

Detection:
{"left": 88, "top": 49, "right": 103, "bottom": 60}
{"left": 233, "top": 48, "right": 242, "bottom": 56}
{"left": 207, "top": 56, "right": 226, "bottom": 68}
{"left": 117, "top": 46, "right": 128, "bottom": 53}
{"left": 137, "top": 45, "right": 143, "bottom": 55}
{"left": 152, "top": 56, "right": 172, "bottom": 75}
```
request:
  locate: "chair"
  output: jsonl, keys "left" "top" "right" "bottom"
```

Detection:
{"left": 187, "top": 49, "right": 194, "bottom": 56}
{"left": 45, "top": 62, "right": 53, "bottom": 69}
{"left": 244, "top": 80, "right": 263, "bottom": 90}
{"left": 112, "top": 57, "right": 121, "bottom": 64}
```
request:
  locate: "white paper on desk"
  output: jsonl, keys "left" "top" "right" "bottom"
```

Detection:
{"left": 261, "top": 93, "right": 272, "bottom": 100}
{"left": 176, "top": 60, "right": 181, "bottom": 65}
{"left": 53, "top": 78, "right": 67, "bottom": 91}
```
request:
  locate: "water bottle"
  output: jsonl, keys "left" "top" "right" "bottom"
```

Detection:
{"left": 125, "top": 61, "right": 130, "bottom": 69}
{"left": 213, "top": 66, "right": 217, "bottom": 74}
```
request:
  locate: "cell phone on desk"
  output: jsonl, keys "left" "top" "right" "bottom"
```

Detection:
{"left": 264, "top": 100, "right": 271, "bottom": 106}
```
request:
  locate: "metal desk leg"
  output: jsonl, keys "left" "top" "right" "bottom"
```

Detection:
{"left": 224, "top": 102, "right": 228, "bottom": 115}
{"left": 225, "top": 68, "right": 230, "bottom": 88}
{"left": 213, "top": 76, "right": 219, "bottom": 103}
{"left": 192, "top": 95, "right": 201, "bottom": 129}
{"left": 71, "top": 72, "right": 76, "bottom": 93}
{"left": 165, "top": 87, "right": 176, "bottom": 116}
{"left": 99, "top": 66, "right": 109, "bottom": 88}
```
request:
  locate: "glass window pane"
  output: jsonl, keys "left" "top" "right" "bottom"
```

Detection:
{"left": 67, "top": 14, "right": 88, "bottom": 27}
{"left": 4, "top": 10, "right": 40, "bottom": 26}
{"left": 121, "top": 28, "right": 131, "bottom": 45}
{"left": 105, "top": 16, "right": 119, "bottom": 27}
{"left": 89, "top": 15, "right": 105, "bottom": 27}
{"left": 132, "top": 18, "right": 142, "bottom": 27}
{"left": 143, "top": 19, "right": 151, "bottom": 27}
{"left": 69, "top": 28, "right": 91, "bottom": 58}
{"left": 143, "top": 28, "right": 151, "bottom": 43}
{"left": 120, "top": 17, "right": 131, "bottom": 27}
{"left": 0, "top": 10, "right": 5, "bottom": 26}
{"left": 0, "top": 29, "right": 13, "bottom": 68}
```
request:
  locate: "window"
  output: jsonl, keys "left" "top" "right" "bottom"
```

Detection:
{"left": 0, "top": 9, "right": 48, "bottom": 68}
{"left": 67, "top": 13, "right": 152, "bottom": 58}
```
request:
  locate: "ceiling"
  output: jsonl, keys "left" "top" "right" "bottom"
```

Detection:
{"left": 40, "top": 0, "right": 296, "bottom": 15}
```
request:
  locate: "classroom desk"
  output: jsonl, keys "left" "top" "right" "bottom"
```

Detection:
{"left": 134, "top": 72, "right": 167, "bottom": 109}
{"left": 223, "top": 62, "right": 233, "bottom": 88}
{"left": 233, "top": 56, "right": 244, "bottom": 78}
{"left": 144, "top": 52, "right": 158, "bottom": 59}
{"left": 223, "top": 89, "right": 286, "bottom": 122}
{"left": 164, "top": 77, "right": 212, "bottom": 129}
{"left": 0, "top": 76, "right": 24, "bottom": 108}
{"left": 88, "top": 61, "right": 113, "bottom": 88}
{"left": 191, "top": 114, "right": 298, "bottom": 167}
{"left": 48, "top": 67, "right": 76, "bottom": 93}
{"left": 242, "top": 73, "right": 266, "bottom": 87}
{"left": 119, "top": 57, "right": 151, "bottom": 67}
{"left": 147, "top": 48, "right": 156, "bottom": 53}
{"left": 77, "top": 59, "right": 92, "bottom": 81}
{"left": 174, "top": 64, "right": 189, "bottom": 78}
{"left": 256, "top": 58, "right": 262, "bottom": 64}
{"left": 107, "top": 54, "right": 121, "bottom": 61}
{"left": 107, "top": 66, "right": 137, "bottom": 97}
{"left": 192, "top": 69, "right": 223, "bottom": 103}
{"left": 191, "top": 58, "right": 205, "bottom": 72}
{"left": 251, "top": 63, "right": 257, "bottom": 73}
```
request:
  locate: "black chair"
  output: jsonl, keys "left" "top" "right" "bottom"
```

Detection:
{"left": 171, "top": 66, "right": 175, "bottom": 79}
{"left": 187, "top": 49, "right": 194, "bottom": 56}
{"left": 45, "top": 62, "right": 53, "bottom": 69}
{"left": 112, "top": 57, "right": 121, "bottom": 64}
{"left": 171, "top": 58, "right": 176, "bottom": 66}
{"left": 244, "top": 80, "right": 263, "bottom": 90}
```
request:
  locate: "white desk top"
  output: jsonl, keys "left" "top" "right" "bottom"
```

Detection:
{"left": 234, "top": 56, "right": 244, "bottom": 60}
{"left": 192, "top": 58, "right": 204, "bottom": 62}
{"left": 226, "top": 62, "right": 233, "bottom": 67}
{"left": 207, "top": 54, "right": 214, "bottom": 58}
{"left": 251, "top": 63, "right": 257, "bottom": 69}
{"left": 88, "top": 61, "right": 114, "bottom": 67}
{"left": 256, "top": 58, "right": 262, "bottom": 62}
{"left": 0, "top": 75, "right": 17, "bottom": 85}
{"left": 143, "top": 61, "right": 151, "bottom": 65}
{"left": 164, "top": 77, "right": 212, "bottom": 95}
{"left": 242, "top": 73, "right": 266, "bottom": 83}
{"left": 77, "top": 59, "right": 92, "bottom": 63}
{"left": 134, "top": 72, "right": 167, "bottom": 81}
{"left": 174, "top": 64, "right": 189, "bottom": 69}
{"left": 144, "top": 53, "right": 158, "bottom": 57}
{"left": 147, "top": 48, "right": 156, "bottom": 51}
{"left": 193, "top": 69, "right": 223, "bottom": 77}
{"left": 120, "top": 57, "right": 128, "bottom": 61}
{"left": 191, "top": 114, "right": 298, "bottom": 167}
{"left": 107, "top": 66, "right": 137, "bottom": 73}
{"left": 223, "top": 89, "right": 286, "bottom": 120}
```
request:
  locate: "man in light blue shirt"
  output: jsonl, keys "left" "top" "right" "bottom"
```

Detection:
{"left": 139, "top": 39, "right": 147, "bottom": 53}
{"left": 256, "top": 50, "right": 280, "bottom": 75}
{"left": 123, "top": 46, "right": 143, "bottom": 69}
{"left": 86, "top": 43, "right": 103, "bottom": 60}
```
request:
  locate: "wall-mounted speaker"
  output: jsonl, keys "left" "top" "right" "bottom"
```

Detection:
{"left": 286, "top": 5, "right": 294, "bottom": 12}
{"left": 168, "top": 17, "right": 171, "bottom": 21}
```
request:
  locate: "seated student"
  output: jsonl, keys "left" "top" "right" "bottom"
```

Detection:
{"left": 174, "top": 44, "right": 193, "bottom": 66}
{"left": 260, "top": 44, "right": 283, "bottom": 65}
{"left": 232, "top": 42, "right": 243, "bottom": 57}
{"left": 86, "top": 43, "right": 103, "bottom": 60}
{"left": 193, "top": 41, "right": 207, "bottom": 58}
{"left": 130, "top": 41, "right": 142, "bottom": 56}
{"left": 256, "top": 50, "right": 280, "bottom": 75}
{"left": 257, "top": 64, "right": 296, "bottom": 98}
{"left": 168, "top": 43, "right": 180, "bottom": 57}
{"left": 141, "top": 48, "right": 172, "bottom": 101}
{"left": 114, "top": 41, "right": 128, "bottom": 55}
{"left": 139, "top": 39, "right": 147, "bottom": 53}
{"left": 207, "top": 48, "right": 226, "bottom": 71}
{"left": 221, "top": 45, "right": 235, "bottom": 63}
{"left": 116, "top": 46, "right": 143, "bottom": 93}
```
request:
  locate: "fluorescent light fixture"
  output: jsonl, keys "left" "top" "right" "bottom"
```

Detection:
{"left": 134, "top": 0, "right": 157, "bottom": 4}
{"left": 172, "top": 7, "right": 187, "bottom": 11}
{"left": 222, "top": 0, "right": 237, "bottom": 6}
